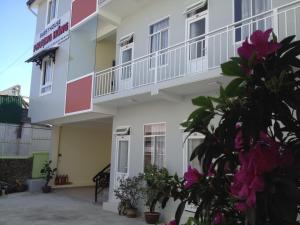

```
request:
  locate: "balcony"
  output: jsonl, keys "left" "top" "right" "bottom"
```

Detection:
{"left": 94, "top": 1, "right": 300, "bottom": 100}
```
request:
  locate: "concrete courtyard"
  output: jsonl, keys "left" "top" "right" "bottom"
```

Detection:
{"left": 0, "top": 190, "right": 148, "bottom": 225}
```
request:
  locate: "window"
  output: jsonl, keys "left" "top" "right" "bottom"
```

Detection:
{"left": 149, "top": 18, "right": 169, "bottom": 67}
{"left": 114, "top": 126, "right": 131, "bottom": 135}
{"left": 234, "top": 0, "right": 271, "bottom": 42}
{"left": 40, "top": 58, "right": 53, "bottom": 95}
{"left": 47, "top": 0, "right": 58, "bottom": 24}
{"left": 185, "top": 0, "right": 207, "bottom": 18}
{"left": 120, "top": 35, "right": 134, "bottom": 81}
{"left": 183, "top": 133, "right": 204, "bottom": 173}
{"left": 144, "top": 123, "right": 166, "bottom": 169}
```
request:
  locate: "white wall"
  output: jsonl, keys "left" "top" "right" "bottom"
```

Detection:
{"left": 29, "top": 0, "right": 71, "bottom": 123}
{"left": 108, "top": 88, "right": 219, "bottom": 222}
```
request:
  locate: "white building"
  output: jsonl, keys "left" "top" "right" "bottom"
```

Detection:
{"left": 26, "top": 0, "right": 300, "bottom": 222}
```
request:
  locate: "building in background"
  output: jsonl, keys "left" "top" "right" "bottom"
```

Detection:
{"left": 0, "top": 85, "right": 52, "bottom": 158}
{"left": 26, "top": 0, "right": 300, "bottom": 222}
{"left": 0, "top": 85, "right": 21, "bottom": 96}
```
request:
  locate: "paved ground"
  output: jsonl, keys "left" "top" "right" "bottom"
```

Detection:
{"left": 0, "top": 191, "right": 148, "bottom": 225}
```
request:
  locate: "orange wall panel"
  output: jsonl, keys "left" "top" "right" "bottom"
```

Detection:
{"left": 71, "top": 0, "right": 97, "bottom": 28}
{"left": 65, "top": 75, "right": 92, "bottom": 114}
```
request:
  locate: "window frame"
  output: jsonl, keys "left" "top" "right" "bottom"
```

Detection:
{"left": 114, "top": 134, "right": 131, "bottom": 190}
{"left": 40, "top": 57, "right": 54, "bottom": 96}
{"left": 143, "top": 122, "right": 167, "bottom": 171}
{"left": 233, "top": 0, "right": 273, "bottom": 43}
{"left": 148, "top": 17, "right": 170, "bottom": 69}
{"left": 45, "top": 0, "right": 59, "bottom": 25}
{"left": 182, "top": 132, "right": 205, "bottom": 175}
{"left": 185, "top": 11, "right": 208, "bottom": 61}
{"left": 119, "top": 33, "right": 134, "bottom": 81}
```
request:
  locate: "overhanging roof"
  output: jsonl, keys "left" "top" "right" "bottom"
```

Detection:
{"left": 25, "top": 47, "right": 59, "bottom": 68}
{"left": 26, "top": 0, "right": 36, "bottom": 6}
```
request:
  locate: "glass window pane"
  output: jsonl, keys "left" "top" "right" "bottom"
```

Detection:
{"left": 187, "top": 138, "right": 203, "bottom": 172}
{"left": 118, "top": 140, "right": 128, "bottom": 173}
{"left": 189, "top": 19, "right": 205, "bottom": 39}
{"left": 150, "top": 18, "right": 169, "bottom": 34}
{"left": 144, "top": 124, "right": 166, "bottom": 169}
{"left": 122, "top": 48, "right": 132, "bottom": 63}
{"left": 144, "top": 123, "right": 166, "bottom": 136}
{"left": 47, "top": 1, "right": 52, "bottom": 23}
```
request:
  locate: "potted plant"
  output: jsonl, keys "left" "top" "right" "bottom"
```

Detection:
{"left": 40, "top": 160, "right": 57, "bottom": 193}
{"left": 143, "top": 165, "right": 171, "bottom": 224}
{"left": 114, "top": 175, "right": 143, "bottom": 218}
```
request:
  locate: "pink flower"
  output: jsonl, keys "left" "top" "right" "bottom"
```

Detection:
{"left": 238, "top": 38, "right": 256, "bottom": 61}
{"left": 232, "top": 131, "right": 295, "bottom": 212}
{"left": 235, "top": 202, "right": 247, "bottom": 212}
{"left": 234, "top": 130, "right": 243, "bottom": 150}
{"left": 279, "top": 149, "right": 295, "bottom": 168}
{"left": 250, "top": 29, "right": 281, "bottom": 59}
{"left": 237, "top": 29, "right": 281, "bottom": 74}
{"left": 234, "top": 123, "right": 244, "bottom": 150}
{"left": 184, "top": 166, "right": 202, "bottom": 189}
{"left": 166, "top": 220, "right": 176, "bottom": 225}
{"left": 213, "top": 212, "right": 224, "bottom": 224}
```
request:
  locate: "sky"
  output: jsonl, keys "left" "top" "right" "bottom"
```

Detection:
{"left": 0, "top": 1, "right": 36, "bottom": 97}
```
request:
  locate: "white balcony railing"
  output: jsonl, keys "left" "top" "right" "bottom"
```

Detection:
{"left": 94, "top": 1, "right": 300, "bottom": 98}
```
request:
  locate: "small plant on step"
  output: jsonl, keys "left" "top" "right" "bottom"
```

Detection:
{"left": 40, "top": 160, "right": 57, "bottom": 193}
{"left": 114, "top": 174, "right": 144, "bottom": 218}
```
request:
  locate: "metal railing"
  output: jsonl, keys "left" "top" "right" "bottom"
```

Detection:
{"left": 94, "top": 0, "right": 300, "bottom": 98}
{"left": 93, "top": 164, "right": 110, "bottom": 203}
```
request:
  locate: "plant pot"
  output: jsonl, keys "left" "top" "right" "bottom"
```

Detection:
{"left": 42, "top": 185, "right": 52, "bottom": 193}
{"left": 144, "top": 212, "right": 160, "bottom": 224}
{"left": 126, "top": 208, "right": 138, "bottom": 218}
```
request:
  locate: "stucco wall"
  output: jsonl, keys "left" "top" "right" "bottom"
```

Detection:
{"left": 56, "top": 124, "right": 112, "bottom": 186}
{"left": 115, "top": 0, "right": 200, "bottom": 65}
{"left": 29, "top": 39, "right": 70, "bottom": 123}
{"left": 29, "top": 0, "right": 71, "bottom": 123}
{"left": 108, "top": 88, "right": 219, "bottom": 222}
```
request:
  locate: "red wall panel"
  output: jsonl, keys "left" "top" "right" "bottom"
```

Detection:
{"left": 71, "top": 0, "right": 97, "bottom": 28}
{"left": 65, "top": 75, "right": 92, "bottom": 114}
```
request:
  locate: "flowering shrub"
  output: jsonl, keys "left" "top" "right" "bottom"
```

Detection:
{"left": 168, "top": 30, "right": 300, "bottom": 225}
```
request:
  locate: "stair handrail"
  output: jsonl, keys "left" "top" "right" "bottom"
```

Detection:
{"left": 93, "top": 164, "right": 111, "bottom": 182}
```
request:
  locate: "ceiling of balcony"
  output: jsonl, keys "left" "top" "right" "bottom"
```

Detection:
{"left": 99, "top": 0, "right": 159, "bottom": 21}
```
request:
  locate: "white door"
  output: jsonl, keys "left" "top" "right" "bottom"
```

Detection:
{"left": 115, "top": 135, "right": 130, "bottom": 189}
{"left": 187, "top": 13, "right": 208, "bottom": 74}
{"left": 119, "top": 44, "right": 133, "bottom": 91}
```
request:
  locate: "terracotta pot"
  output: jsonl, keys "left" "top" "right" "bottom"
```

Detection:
{"left": 126, "top": 208, "right": 138, "bottom": 218}
{"left": 42, "top": 185, "right": 52, "bottom": 193}
{"left": 144, "top": 212, "right": 160, "bottom": 224}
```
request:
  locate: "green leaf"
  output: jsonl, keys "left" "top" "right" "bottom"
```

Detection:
{"left": 272, "top": 31, "right": 278, "bottom": 43}
{"left": 192, "top": 96, "right": 213, "bottom": 109}
{"left": 225, "top": 77, "right": 246, "bottom": 97}
{"left": 221, "top": 60, "right": 245, "bottom": 77}
{"left": 277, "top": 35, "right": 296, "bottom": 55}
{"left": 175, "top": 201, "right": 186, "bottom": 225}
{"left": 220, "top": 86, "right": 226, "bottom": 98}
{"left": 282, "top": 45, "right": 300, "bottom": 62}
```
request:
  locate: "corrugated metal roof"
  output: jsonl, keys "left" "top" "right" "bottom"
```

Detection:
{"left": 0, "top": 96, "right": 24, "bottom": 124}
